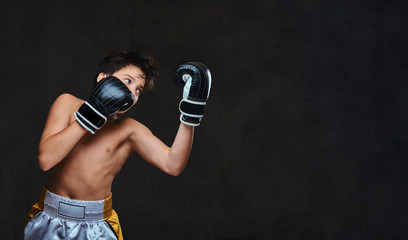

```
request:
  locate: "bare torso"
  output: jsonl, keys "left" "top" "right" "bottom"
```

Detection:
{"left": 45, "top": 96, "right": 135, "bottom": 200}
{"left": 40, "top": 90, "right": 193, "bottom": 201}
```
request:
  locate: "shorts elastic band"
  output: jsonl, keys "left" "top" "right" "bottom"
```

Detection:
{"left": 42, "top": 188, "right": 112, "bottom": 222}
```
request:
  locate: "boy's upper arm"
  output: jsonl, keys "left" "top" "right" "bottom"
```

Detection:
{"left": 127, "top": 119, "right": 170, "bottom": 168}
{"left": 39, "top": 93, "right": 76, "bottom": 145}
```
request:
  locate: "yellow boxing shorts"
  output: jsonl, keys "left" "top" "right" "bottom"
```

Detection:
{"left": 24, "top": 187, "right": 123, "bottom": 240}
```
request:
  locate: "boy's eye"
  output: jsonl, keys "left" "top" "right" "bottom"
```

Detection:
{"left": 125, "top": 79, "right": 131, "bottom": 83}
{"left": 136, "top": 89, "right": 141, "bottom": 95}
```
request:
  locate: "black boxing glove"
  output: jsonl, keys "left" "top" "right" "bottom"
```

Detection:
{"left": 174, "top": 62, "right": 212, "bottom": 126}
{"left": 75, "top": 76, "right": 134, "bottom": 134}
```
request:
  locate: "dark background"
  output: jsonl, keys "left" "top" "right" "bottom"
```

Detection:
{"left": 1, "top": 0, "right": 407, "bottom": 239}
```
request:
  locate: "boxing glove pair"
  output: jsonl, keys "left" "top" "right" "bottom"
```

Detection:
{"left": 76, "top": 62, "right": 212, "bottom": 134}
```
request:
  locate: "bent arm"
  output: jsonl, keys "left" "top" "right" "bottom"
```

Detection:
{"left": 130, "top": 122, "right": 194, "bottom": 176}
{"left": 167, "top": 123, "right": 194, "bottom": 175}
{"left": 38, "top": 94, "right": 87, "bottom": 171}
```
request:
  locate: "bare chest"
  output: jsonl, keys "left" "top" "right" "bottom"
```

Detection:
{"left": 74, "top": 119, "right": 131, "bottom": 158}
{"left": 53, "top": 118, "right": 131, "bottom": 182}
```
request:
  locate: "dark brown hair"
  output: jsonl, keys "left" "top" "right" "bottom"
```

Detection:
{"left": 96, "top": 49, "right": 159, "bottom": 91}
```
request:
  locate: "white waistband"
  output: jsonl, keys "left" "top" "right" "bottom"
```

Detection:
{"left": 43, "top": 190, "right": 106, "bottom": 222}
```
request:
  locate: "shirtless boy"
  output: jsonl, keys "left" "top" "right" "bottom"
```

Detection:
{"left": 23, "top": 50, "right": 212, "bottom": 240}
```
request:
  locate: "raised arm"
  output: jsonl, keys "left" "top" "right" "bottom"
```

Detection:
{"left": 37, "top": 94, "right": 87, "bottom": 171}
{"left": 130, "top": 62, "right": 212, "bottom": 176}
{"left": 129, "top": 121, "right": 194, "bottom": 176}
{"left": 38, "top": 77, "right": 135, "bottom": 171}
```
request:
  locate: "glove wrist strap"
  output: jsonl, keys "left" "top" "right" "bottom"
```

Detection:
{"left": 75, "top": 101, "right": 107, "bottom": 134}
{"left": 180, "top": 115, "right": 201, "bottom": 127}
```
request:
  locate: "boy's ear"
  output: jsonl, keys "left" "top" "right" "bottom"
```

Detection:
{"left": 96, "top": 72, "right": 108, "bottom": 82}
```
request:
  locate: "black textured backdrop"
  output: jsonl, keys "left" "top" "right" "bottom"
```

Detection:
{"left": 1, "top": 0, "right": 407, "bottom": 239}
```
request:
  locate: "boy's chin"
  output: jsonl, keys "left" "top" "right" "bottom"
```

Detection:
{"left": 116, "top": 108, "right": 133, "bottom": 115}
{"left": 115, "top": 110, "right": 127, "bottom": 115}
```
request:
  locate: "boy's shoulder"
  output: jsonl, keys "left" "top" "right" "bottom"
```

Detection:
{"left": 52, "top": 93, "right": 83, "bottom": 111}
{"left": 55, "top": 93, "right": 82, "bottom": 103}
{"left": 45, "top": 93, "right": 84, "bottom": 124}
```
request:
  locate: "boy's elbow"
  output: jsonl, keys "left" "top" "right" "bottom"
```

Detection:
{"left": 37, "top": 153, "right": 52, "bottom": 171}
{"left": 163, "top": 154, "right": 188, "bottom": 176}
{"left": 165, "top": 165, "right": 185, "bottom": 176}
{"left": 167, "top": 169, "right": 183, "bottom": 176}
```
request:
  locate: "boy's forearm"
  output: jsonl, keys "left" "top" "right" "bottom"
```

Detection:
{"left": 166, "top": 123, "right": 194, "bottom": 176}
{"left": 38, "top": 121, "right": 87, "bottom": 171}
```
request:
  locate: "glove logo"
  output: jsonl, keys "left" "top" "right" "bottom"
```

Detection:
{"left": 182, "top": 74, "right": 192, "bottom": 82}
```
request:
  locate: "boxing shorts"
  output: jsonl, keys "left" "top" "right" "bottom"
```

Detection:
{"left": 24, "top": 187, "right": 123, "bottom": 240}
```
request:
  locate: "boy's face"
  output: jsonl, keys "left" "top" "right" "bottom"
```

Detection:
{"left": 97, "top": 65, "right": 146, "bottom": 113}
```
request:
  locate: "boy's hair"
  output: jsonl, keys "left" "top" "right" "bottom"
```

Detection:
{"left": 96, "top": 49, "right": 159, "bottom": 92}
